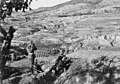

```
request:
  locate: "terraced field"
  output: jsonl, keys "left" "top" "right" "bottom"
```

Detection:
{"left": 1, "top": 0, "right": 120, "bottom": 84}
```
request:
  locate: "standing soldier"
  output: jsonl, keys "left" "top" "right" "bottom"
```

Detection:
{"left": 26, "top": 41, "right": 37, "bottom": 74}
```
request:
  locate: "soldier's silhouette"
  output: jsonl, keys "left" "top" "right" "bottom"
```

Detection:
{"left": 26, "top": 41, "right": 37, "bottom": 74}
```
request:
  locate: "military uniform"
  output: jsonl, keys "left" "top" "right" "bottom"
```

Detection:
{"left": 26, "top": 41, "right": 37, "bottom": 73}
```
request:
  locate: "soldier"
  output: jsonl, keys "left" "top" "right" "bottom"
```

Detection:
{"left": 63, "top": 57, "right": 72, "bottom": 71}
{"left": 51, "top": 54, "right": 66, "bottom": 76}
{"left": 26, "top": 41, "right": 37, "bottom": 74}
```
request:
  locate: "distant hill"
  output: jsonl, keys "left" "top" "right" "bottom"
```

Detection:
{"left": 53, "top": 0, "right": 103, "bottom": 8}
{"left": 36, "top": 0, "right": 103, "bottom": 11}
{"left": 27, "top": 0, "right": 104, "bottom": 16}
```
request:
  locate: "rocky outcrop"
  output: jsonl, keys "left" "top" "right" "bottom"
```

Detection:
{"left": 69, "top": 33, "right": 120, "bottom": 52}
{"left": 55, "top": 56, "right": 120, "bottom": 84}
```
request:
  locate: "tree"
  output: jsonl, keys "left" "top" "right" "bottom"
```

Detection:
{"left": 0, "top": 51, "right": 2, "bottom": 84}
{"left": 0, "top": 25, "right": 16, "bottom": 84}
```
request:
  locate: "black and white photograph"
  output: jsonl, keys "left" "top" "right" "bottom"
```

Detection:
{"left": 1, "top": 0, "right": 120, "bottom": 84}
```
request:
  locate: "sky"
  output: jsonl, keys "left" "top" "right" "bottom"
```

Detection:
{"left": 30, "top": 0, "right": 71, "bottom": 9}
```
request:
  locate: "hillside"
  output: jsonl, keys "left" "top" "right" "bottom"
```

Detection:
{"left": 1, "top": 0, "right": 120, "bottom": 51}
{"left": 1, "top": 0, "right": 120, "bottom": 84}
{"left": 25, "top": 0, "right": 103, "bottom": 16}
